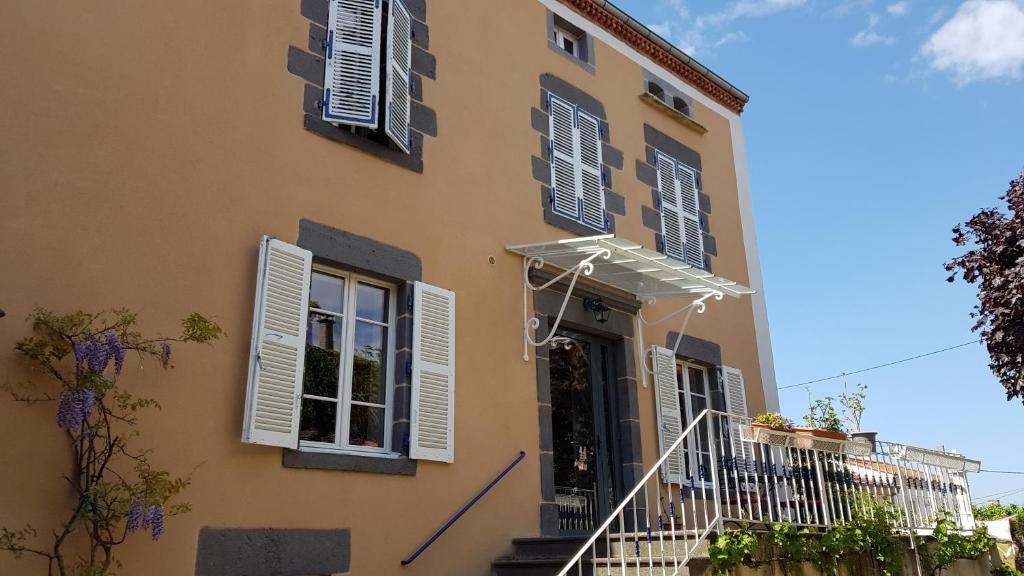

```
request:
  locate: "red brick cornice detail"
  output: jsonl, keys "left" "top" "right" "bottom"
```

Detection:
{"left": 561, "top": 0, "right": 747, "bottom": 114}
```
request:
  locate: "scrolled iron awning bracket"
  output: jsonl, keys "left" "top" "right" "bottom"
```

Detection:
{"left": 635, "top": 291, "right": 723, "bottom": 388}
{"left": 520, "top": 249, "right": 612, "bottom": 361}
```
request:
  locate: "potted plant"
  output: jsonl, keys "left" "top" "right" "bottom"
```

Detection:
{"left": 797, "top": 395, "right": 848, "bottom": 440}
{"left": 750, "top": 412, "right": 795, "bottom": 443}
{"left": 840, "top": 383, "right": 877, "bottom": 447}
{"left": 751, "top": 412, "right": 795, "bottom": 432}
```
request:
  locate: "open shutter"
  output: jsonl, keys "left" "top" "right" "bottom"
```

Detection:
{"left": 677, "top": 163, "right": 705, "bottom": 268}
{"left": 384, "top": 0, "right": 412, "bottom": 152}
{"left": 410, "top": 282, "right": 456, "bottom": 463}
{"left": 656, "top": 152, "right": 686, "bottom": 260}
{"left": 721, "top": 366, "right": 753, "bottom": 461}
{"left": 322, "top": 0, "right": 383, "bottom": 128}
{"left": 652, "top": 346, "right": 685, "bottom": 484}
{"left": 242, "top": 237, "right": 313, "bottom": 448}
{"left": 548, "top": 96, "right": 579, "bottom": 219}
{"left": 576, "top": 109, "right": 606, "bottom": 231}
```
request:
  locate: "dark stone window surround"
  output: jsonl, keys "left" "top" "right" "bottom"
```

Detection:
{"left": 530, "top": 74, "right": 626, "bottom": 238}
{"left": 531, "top": 270, "right": 642, "bottom": 536}
{"left": 636, "top": 123, "right": 717, "bottom": 271}
{"left": 283, "top": 218, "right": 420, "bottom": 476}
{"left": 546, "top": 10, "right": 596, "bottom": 75}
{"left": 287, "top": 0, "right": 437, "bottom": 173}
{"left": 195, "top": 528, "right": 350, "bottom": 576}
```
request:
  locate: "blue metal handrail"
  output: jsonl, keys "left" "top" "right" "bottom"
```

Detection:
{"left": 400, "top": 450, "right": 527, "bottom": 566}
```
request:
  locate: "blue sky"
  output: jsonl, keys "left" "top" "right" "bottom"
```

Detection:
{"left": 614, "top": 0, "right": 1024, "bottom": 505}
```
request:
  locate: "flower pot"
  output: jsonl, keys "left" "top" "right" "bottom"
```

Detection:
{"left": 851, "top": 431, "right": 877, "bottom": 450}
{"left": 793, "top": 427, "right": 848, "bottom": 441}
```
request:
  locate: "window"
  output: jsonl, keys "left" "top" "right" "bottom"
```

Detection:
{"left": 554, "top": 25, "right": 580, "bottom": 57}
{"left": 678, "top": 363, "right": 713, "bottom": 483}
{"left": 242, "top": 237, "right": 457, "bottom": 464}
{"left": 322, "top": 0, "right": 413, "bottom": 153}
{"left": 672, "top": 96, "right": 691, "bottom": 117}
{"left": 548, "top": 95, "right": 607, "bottom": 231}
{"left": 647, "top": 80, "right": 666, "bottom": 102}
{"left": 301, "top": 266, "right": 397, "bottom": 453}
{"left": 656, "top": 151, "right": 705, "bottom": 268}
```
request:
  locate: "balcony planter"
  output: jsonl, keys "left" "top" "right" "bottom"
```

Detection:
{"left": 793, "top": 427, "right": 848, "bottom": 441}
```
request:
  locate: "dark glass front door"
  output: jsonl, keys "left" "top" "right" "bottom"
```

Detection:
{"left": 549, "top": 331, "right": 619, "bottom": 533}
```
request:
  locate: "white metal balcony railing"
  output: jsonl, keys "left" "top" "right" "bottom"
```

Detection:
{"left": 556, "top": 409, "right": 981, "bottom": 576}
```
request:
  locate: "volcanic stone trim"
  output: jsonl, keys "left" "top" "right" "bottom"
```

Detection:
{"left": 288, "top": 0, "right": 437, "bottom": 173}
{"left": 636, "top": 124, "right": 716, "bottom": 271}
{"left": 532, "top": 75, "right": 625, "bottom": 236}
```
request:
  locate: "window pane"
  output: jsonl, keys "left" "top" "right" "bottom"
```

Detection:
{"left": 688, "top": 367, "right": 706, "bottom": 395}
{"left": 355, "top": 283, "right": 388, "bottom": 322}
{"left": 352, "top": 322, "right": 387, "bottom": 404}
{"left": 304, "top": 312, "right": 342, "bottom": 398}
{"left": 349, "top": 404, "right": 386, "bottom": 448}
{"left": 299, "top": 399, "right": 337, "bottom": 443}
{"left": 310, "top": 272, "right": 344, "bottom": 314}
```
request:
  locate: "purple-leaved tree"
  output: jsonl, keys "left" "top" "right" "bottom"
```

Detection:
{"left": 946, "top": 171, "right": 1024, "bottom": 403}
{"left": 0, "top": 308, "right": 222, "bottom": 576}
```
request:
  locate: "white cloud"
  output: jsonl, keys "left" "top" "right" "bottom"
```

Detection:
{"left": 697, "top": 0, "right": 807, "bottom": 27}
{"left": 887, "top": 1, "right": 911, "bottom": 16}
{"left": 851, "top": 13, "right": 896, "bottom": 46}
{"left": 921, "top": 0, "right": 1024, "bottom": 84}
{"left": 713, "top": 31, "right": 751, "bottom": 47}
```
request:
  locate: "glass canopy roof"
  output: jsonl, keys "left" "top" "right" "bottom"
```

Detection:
{"left": 506, "top": 235, "right": 755, "bottom": 300}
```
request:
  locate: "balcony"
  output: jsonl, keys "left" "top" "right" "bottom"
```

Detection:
{"left": 556, "top": 410, "right": 983, "bottom": 575}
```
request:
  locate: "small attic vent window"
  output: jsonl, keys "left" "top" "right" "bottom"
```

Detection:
{"left": 648, "top": 81, "right": 666, "bottom": 102}
{"left": 672, "top": 96, "right": 691, "bottom": 117}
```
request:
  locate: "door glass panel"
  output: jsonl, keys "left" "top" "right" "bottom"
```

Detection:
{"left": 550, "top": 340, "right": 599, "bottom": 532}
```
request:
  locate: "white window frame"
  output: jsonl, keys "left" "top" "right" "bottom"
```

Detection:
{"left": 677, "top": 361, "right": 714, "bottom": 487}
{"left": 553, "top": 25, "right": 580, "bottom": 57}
{"left": 299, "top": 263, "right": 398, "bottom": 457}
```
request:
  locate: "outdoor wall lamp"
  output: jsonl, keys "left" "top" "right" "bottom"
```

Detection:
{"left": 583, "top": 298, "right": 611, "bottom": 324}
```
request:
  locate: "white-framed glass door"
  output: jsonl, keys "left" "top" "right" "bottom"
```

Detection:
{"left": 677, "top": 362, "right": 713, "bottom": 485}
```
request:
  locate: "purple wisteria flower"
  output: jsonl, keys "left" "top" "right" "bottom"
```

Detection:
{"left": 126, "top": 503, "right": 145, "bottom": 533}
{"left": 145, "top": 505, "right": 165, "bottom": 540}
{"left": 56, "top": 389, "right": 96, "bottom": 430}
{"left": 159, "top": 342, "right": 172, "bottom": 367}
{"left": 72, "top": 332, "right": 117, "bottom": 374}
{"left": 106, "top": 331, "right": 126, "bottom": 374}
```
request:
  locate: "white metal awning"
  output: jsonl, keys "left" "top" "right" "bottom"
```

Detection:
{"left": 506, "top": 235, "right": 754, "bottom": 300}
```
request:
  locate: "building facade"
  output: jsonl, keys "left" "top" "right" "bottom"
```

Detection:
{"left": 0, "top": 0, "right": 778, "bottom": 574}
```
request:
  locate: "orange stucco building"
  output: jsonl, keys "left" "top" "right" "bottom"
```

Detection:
{"left": 0, "top": 0, "right": 779, "bottom": 574}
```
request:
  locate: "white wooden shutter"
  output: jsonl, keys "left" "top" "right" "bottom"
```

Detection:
{"left": 242, "top": 237, "right": 313, "bottom": 448}
{"left": 322, "top": 0, "right": 382, "bottom": 128}
{"left": 656, "top": 152, "right": 686, "bottom": 260}
{"left": 721, "top": 366, "right": 753, "bottom": 461}
{"left": 410, "top": 282, "right": 456, "bottom": 463}
{"left": 548, "top": 96, "right": 579, "bottom": 219}
{"left": 677, "top": 163, "right": 705, "bottom": 268}
{"left": 652, "top": 346, "right": 685, "bottom": 484}
{"left": 576, "top": 109, "right": 606, "bottom": 230}
{"left": 384, "top": 0, "right": 412, "bottom": 152}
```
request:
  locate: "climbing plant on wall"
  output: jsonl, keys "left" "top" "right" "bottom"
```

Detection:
{"left": 0, "top": 308, "right": 222, "bottom": 576}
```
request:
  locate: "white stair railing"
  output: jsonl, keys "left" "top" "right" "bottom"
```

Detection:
{"left": 556, "top": 408, "right": 722, "bottom": 576}
{"left": 557, "top": 410, "right": 981, "bottom": 576}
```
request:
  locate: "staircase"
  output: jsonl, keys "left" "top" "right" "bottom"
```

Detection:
{"left": 491, "top": 534, "right": 710, "bottom": 576}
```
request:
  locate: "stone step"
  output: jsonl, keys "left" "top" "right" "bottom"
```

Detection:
{"left": 492, "top": 557, "right": 581, "bottom": 576}
{"left": 511, "top": 536, "right": 597, "bottom": 559}
{"left": 606, "top": 537, "right": 709, "bottom": 561}
{"left": 590, "top": 557, "right": 708, "bottom": 576}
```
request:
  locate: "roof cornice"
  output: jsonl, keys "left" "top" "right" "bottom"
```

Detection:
{"left": 560, "top": 0, "right": 750, "bottom": 114}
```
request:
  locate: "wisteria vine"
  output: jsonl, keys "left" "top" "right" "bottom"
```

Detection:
{"left": 0, "top": 308, "right": 222, "bottom": 576}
